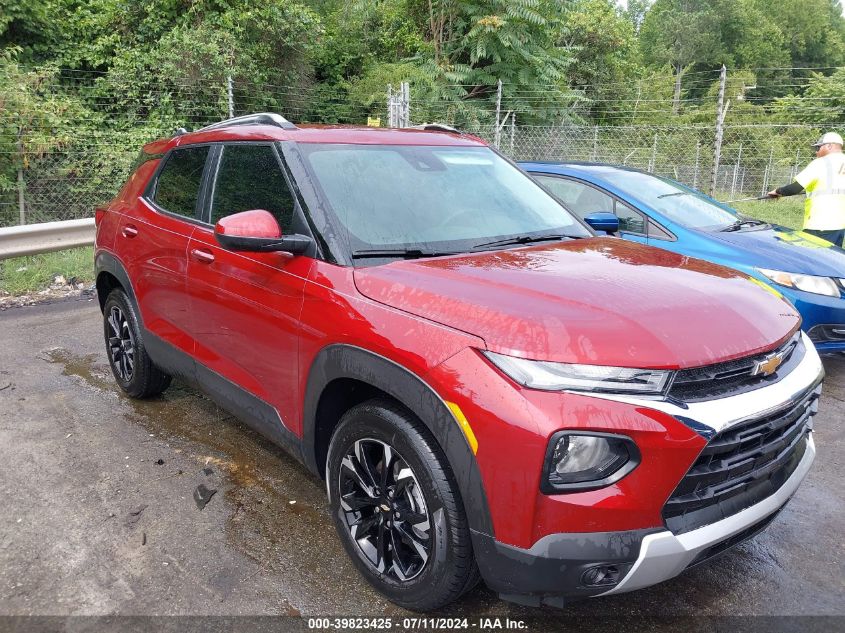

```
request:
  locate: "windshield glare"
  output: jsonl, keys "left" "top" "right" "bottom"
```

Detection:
{"left": 608, "top": 170, "right": 738, "bottom": 230}
{"left": 299, "top": 144, "right": 590, "bottom": 256}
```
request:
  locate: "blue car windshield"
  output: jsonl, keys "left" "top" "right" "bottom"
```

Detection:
{"left": 608, "top": 170, "right": 738, "bottom": 230}
{"left": 299, "top": 144, "right": 591, "bottom": 254}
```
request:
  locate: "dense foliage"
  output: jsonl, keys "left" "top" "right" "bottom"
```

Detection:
{"left": 2, "top": 0, "right": 845, "bottom": 224}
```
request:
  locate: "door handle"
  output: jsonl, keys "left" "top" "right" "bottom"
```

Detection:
{"left": 121, "top": 224, "right": 138, "bottom": 238}
{"left": 190, "top": 248, "right": 215, "bottom": 264}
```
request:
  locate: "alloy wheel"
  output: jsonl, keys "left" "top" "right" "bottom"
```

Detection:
{"left": 338, "top": 438, "right": 432, "bottom": 581}
{"left": 107, "top": 305, "right": 135, "bottom": 382}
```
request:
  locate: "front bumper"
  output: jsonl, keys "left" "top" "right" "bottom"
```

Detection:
{"left": 781, "top": 286, "right": 845, "bottom": 353}
{"left": 473, "top": 435, "right": 815, "bottom": 606}
{"left": 473, "top": 334, "right": 823, "bottom": 605}
{"left": 600, "top": 433, "right": 815, "bottom": 596}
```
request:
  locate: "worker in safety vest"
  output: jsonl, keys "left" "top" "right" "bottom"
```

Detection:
{"left": 768, "top": 132, "right": 845, "bottom": 247}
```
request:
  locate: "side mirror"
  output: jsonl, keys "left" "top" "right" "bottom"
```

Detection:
{"left": 583, "top": 212, "right": 619, "bottom": 234}
{"left": 214, "top": 209, "right": 312, "bottom": 254}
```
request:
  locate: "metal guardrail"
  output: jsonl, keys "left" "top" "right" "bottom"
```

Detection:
{"left": 0, "top": 218, "right": 95, "bottom": 260}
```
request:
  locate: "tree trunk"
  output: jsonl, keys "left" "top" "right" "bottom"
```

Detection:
{"left": 673, "top": 64, "right": 682, "bottom": 114}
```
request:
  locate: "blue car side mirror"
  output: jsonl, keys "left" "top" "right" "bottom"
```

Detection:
{"left": 584, "top": 212, "right": 619, "bottom": 234}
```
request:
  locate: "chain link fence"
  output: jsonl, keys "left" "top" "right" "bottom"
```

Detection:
{"left": 0, "top": 67, "right": 831, "bottom": 227}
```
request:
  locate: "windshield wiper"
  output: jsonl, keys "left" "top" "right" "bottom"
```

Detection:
{"left": 720, "top": 218, "right": 767, "bottom": 232}
{"left": 472, "top": 233, "right": 582, "bottom": 250}
{"left": 350, "top": 248, "right": 459, "bottom": 259}
{"left": 656, "top": 191, "right": 690, "bottom": 199}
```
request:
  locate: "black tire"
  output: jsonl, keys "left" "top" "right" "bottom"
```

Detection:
{"left": 326, "top": 399, "right": 479, "bottom": 611}
{"left": 102, "top": 288, "right": 171, "bottom": 398}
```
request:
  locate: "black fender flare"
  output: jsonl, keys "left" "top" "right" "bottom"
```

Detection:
{"left": 302, "top": 344, "right": 494, "bottom": 537}
{"left": 95, "top": 251, "right": 140, "bottom": 321}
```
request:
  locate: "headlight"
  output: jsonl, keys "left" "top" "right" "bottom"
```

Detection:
{"left": 483, "top": 351, "right": 672, "bottom": 395}
{"left": 542, "top": 432, "right": 640, "bottom": 492}
{"left": 757, "top": 268, "right": 841, "bottom": 297}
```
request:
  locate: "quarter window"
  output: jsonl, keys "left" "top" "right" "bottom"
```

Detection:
{"left": 153, "top": 146, "right": 210, "bottom": 218}
{"left": 615, "top": 201, "right": 647, "bottom": 235}
{"left": 211, "top": 145, "right": 296, "bottom": 231}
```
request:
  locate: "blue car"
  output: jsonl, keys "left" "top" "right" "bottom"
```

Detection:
{"left": 521, "top": 162, "right": 845, "bottom": 354}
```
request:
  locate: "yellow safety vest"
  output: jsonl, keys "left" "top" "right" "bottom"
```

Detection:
{"left": 795, "top": 152, "right": 845, "bottom": 230}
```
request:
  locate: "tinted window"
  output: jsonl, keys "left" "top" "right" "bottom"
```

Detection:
{"left": 211, "top": 144, "right": 295, "bottom": 231}
{"left": 153, "top": 146, "right": 209, "bottom": 218}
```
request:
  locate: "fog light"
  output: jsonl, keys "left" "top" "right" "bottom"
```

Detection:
{"left": 581, "top": 564, "right": 621, "bottom": 587}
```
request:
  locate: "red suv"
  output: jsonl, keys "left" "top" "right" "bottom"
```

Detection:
{"left": 95, "top": 113, "right": 824, "bottom": 610}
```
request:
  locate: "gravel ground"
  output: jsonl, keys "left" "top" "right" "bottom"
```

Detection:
{"left": 0, "top": 299, "right": 842, "bottom": 630}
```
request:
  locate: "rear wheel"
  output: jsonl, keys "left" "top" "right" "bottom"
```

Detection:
{"left": 103, "top": 289, "right": 171, "bottom": 398}
{"left": 326, "top": 399, "right": 479, "bottom": 610}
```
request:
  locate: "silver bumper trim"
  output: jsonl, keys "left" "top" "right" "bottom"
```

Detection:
{"left": 587, "top": 332, "right": 824, "bottom": 433}
{"left": 599, "top": 433, "right": 816, "bottom": 596}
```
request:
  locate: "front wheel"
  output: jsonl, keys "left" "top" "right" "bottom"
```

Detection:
{"left": 326, "top": 399, "right": 479, "bottom": 610}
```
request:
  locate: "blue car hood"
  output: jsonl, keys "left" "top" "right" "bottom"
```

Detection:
{"left": 707, "top": 225, "right": 845, "bottom": 277}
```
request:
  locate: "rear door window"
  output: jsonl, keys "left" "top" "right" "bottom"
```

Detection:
{"left": 210, "top": 144, "right": 296, "bottom": 231}
{"left": 152, "top": 146, "right": 210, "bottom": 219}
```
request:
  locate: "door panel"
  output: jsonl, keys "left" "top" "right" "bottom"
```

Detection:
{"left": 187, "top": 227, "right": 313, "bottom": 433}
{"left": 121, "top": 200, "right": 196, "bottom": 353}
{"left": 119, "top": 145, "right": 211, "bottom": 355}
{"left": 186, "top": 143, "right": 312, "bottom": 435}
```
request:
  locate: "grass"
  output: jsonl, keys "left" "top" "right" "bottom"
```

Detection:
{"left": 0, "top": 247, "right": 94, "bottom": 295}
{"left": 732, "top": 197, "right": 804, "bottom": 230}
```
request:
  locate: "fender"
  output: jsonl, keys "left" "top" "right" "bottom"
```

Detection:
{"left": 302, "top": 344, "right": 494, "bottom": 537}
{"left": 95, "top": 251, "right": 139, "bottom": 319}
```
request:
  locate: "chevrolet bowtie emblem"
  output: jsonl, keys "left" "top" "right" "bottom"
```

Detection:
{"left": 752, "top": 352, "right": 785, "bottom": 377}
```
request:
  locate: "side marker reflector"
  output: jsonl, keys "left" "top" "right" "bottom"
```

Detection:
{"left": 446, "top": 401, "right": 478, "bottom": 455}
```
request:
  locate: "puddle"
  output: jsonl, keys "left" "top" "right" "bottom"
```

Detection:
{"left": 40, "top": 346, "right": 352, "bottom": 599}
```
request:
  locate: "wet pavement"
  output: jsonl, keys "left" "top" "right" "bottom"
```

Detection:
{"left": 0, "top": 299, "right": 843, "bottom": 627}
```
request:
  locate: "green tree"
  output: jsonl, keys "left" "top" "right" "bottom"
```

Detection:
{"left": 558, "top": 0, "right": 642, "bottom": 122}
{"left": 639, "top": 0, "right": 724, "bottom": 112}
{"left": 774, "top": 68, "right": 845, "bottom": 123}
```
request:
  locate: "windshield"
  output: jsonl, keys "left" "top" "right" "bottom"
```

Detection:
{"left": 298, "top": 144, "right": 591, "bottom": 258}
{"left": 607, "top": 170, "right": 739, "bottom": 230}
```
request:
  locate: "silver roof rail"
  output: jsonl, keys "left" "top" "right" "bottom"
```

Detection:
{"left": 197, "top": 112, "right": 297, "bottom": 132}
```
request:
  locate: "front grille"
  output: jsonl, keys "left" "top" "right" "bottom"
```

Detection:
{"left": 808, "top": 324, "right": 845, "bottom": 343}
{"left": 669, "top": 333, "right": 804, "bottom": 402}
{"left": 663, "top": 384, "right": 820, "bottom": 535}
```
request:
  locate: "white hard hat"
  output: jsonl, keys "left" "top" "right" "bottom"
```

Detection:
{"left": 812, "top": 132, "right": 844, "bottom": 147}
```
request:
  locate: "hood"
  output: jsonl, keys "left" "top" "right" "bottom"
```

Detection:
{"left": 707, "top": 224, "right": 845, "bottom": 277}
{"left": 353, "top": 238, "right": 800, "bottom": 369}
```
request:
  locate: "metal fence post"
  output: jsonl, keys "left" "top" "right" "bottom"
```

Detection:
{"left": 17, "top": 167, "right": 25, "bottom": 226}
{"left": 494, "top": 79, "right": 502, "bottom": 149}
{"left": 710, "top": 65, "right": 727, "bottom": 196}
{"left": 762, "top": 147, "right": 774, "bottom": 196}
{"left": 16, "top": 134, "right": 25, "bottom": 225}
{"left": 401, "top": 82, "right": 410, "bottom": 127}
{"left": 731, "top": 142, "right": 742, "bottom": 198}
{"left": 591, "top": 125, "right": 598, "bottom": 161}
{"left": 510, "top": 114, "right": 516, "bottom": 156}
{"left": 227, "top": 75, "right": 234, "bottom": 119}
{"left": 649, "top": 134, "right": 658, "bottom": 172}
{"left": 693, "top": 141, "right": 701, "bottom": 188}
